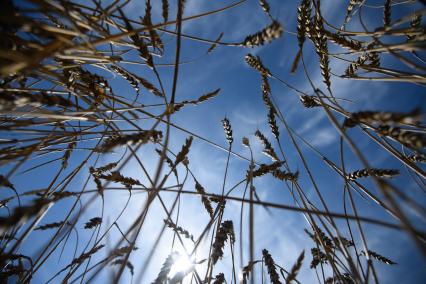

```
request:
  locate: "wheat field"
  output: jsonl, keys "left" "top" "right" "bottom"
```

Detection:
{"left": 0, "top": 0, "right": 425, "bottom": 283}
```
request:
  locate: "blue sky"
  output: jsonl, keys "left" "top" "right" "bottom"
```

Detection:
{"left": 1, "top": 0, "right": 426, "bottom": 283}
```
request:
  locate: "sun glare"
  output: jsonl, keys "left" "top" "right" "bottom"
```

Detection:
{"left": 168, "top": 253, "right": 195, "bottom": 280}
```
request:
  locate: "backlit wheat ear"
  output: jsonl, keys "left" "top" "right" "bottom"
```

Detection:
{"left": 35, "top": 221, "right": 67, "bottom": 231}
{"left": 207, "top": 33, "right": 224, "bottom": 54}
{"left": 259, "top": 0, "right": 272, "bottom": 19}
{"left": 300, "top": 95, "right": 319, "bottom": 108}
{"left": 268, "top": 107, "right": 279, "bottom": 139}
{"left": 245, "top": 54, "right": 271, "bottom": 77}
{"left": 211, "top": 220, "right": 235, "bottom": 265}
{"left": 255, "top": 130, "right": 279, "bottom": 161}
{"left": 174, "top": 136, "right": 193, "bottom": 166}
{"left": 99, "top": 130, "right": 163, "bottom": 152}
{"left": 179, "top": 89, "right": 221, "bottom": 107}
{"left": 222, "top": 118, "right": 234, "bottom": 145}
{"left": 212, "top": 272, "right": 225, "bottom": 284}
{"left": 344, "top": 108, "right": 421, "bottom": 128}
{"left": 285, "top": 250, "right": 304, "bottom": 284}
{"left": 111, "top": 259, "right": 134, "bottom": 275}
{"left": 153, "top": 252, "right": 179, "bottom": 284}
{"left": 99, "top": 171, "right": 141, "bottom": 190}
{"left": 0, "top": 198, "right": 50, "bottom": 230}
{"left": 311, "top": 9, "right": 331, "bottom": 91}
{"left": 70, "top": 245, "right": 104, "bottom": 266}
{"left": 84, "top": 217, "right": 102, "bottom": 229}
{"left": 142, "top": 0, "right": 163, "bottom": 52}
{"left": 332, "top": 236, "right": 354, "bottom": 248}
{"left": 195, "top": 181, "right": 214, "bottom": 218}
{"left": 346, "top": 168, "right": 399, "bottom": 181}
{"left": 111, "top": 65, "right": 139, "bottom": 92}
{"left": 341, "top": 0, "right": 362, "bottom": 30}
{"left": 325, "top": 273, "right": 354, "bottom": 284}
{"left": 310, "top": 226, "right": 333, "bottom": 249}
{"left": 0, "top": 92, "right": 73, "bottom": 111}
{"left": 407, "top": 152, "right": 426, "bottom": 164}
{"left": 292, "top": 1, "right": 309, "bottom": 68}
{"left": 368, "top": 52, "right": 380, "bottom": 68}
{"left": 361, "top": 250, "right": 396, "bottom": 265}
{"left": 251, "top": 161, "right": 284, "bottom": 179}
{"left": 118, "top": 8, "right": 154, "bottom": 69}
{"left": 91, "top": 162, "right": 119, "bottom": 175}
{"left": 241, "top": 20, "right": 283, "bottom": 47}
{"left": 310, "top": 248, "right": 327, "bottom": 269}
{"left": 164, "top": 219, "right": 194, "bottom": 242}
{"left": 324, "top": 29, "right": 362, "bottom": 51}
{"left": 110, "top": 245, "right": 138, "bottom": 258}
{"left": 377, "top": 125, "right": 426, "bottom": 150}
{"left": 262, "top": 249, "right": 281, "bottom": 284}
{"left": 134, "top": 74, "right": 164, "bottom": 97}
{"left": 91, "top": 172, "right": 103, "bottom": 196}
{"left": 296, "top": 0, "right": 311, "bottom": 49}
{"left": 272, "top": 170, "right": 299, "bottom": 182}
{"left": 155, "top": 148, "right": 176, "bottom": 178}
{"left": 241, "top": 261, "right": 261, "bottom": 283}
{"left": 407, "top": 14, "right": 422, "bottom": 41}
{"left": 61, "top": 140, "right": 76, "bottom": 169}
{"left": 261, "top": 75, "right": 272, "bottom": 106}
{"left": 345, "top": 53, "right": 368, "bottom": 77}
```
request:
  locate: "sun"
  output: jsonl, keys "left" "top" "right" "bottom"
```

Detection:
{"left": 168, "top": 252, "right": 195, "bottom": 281}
